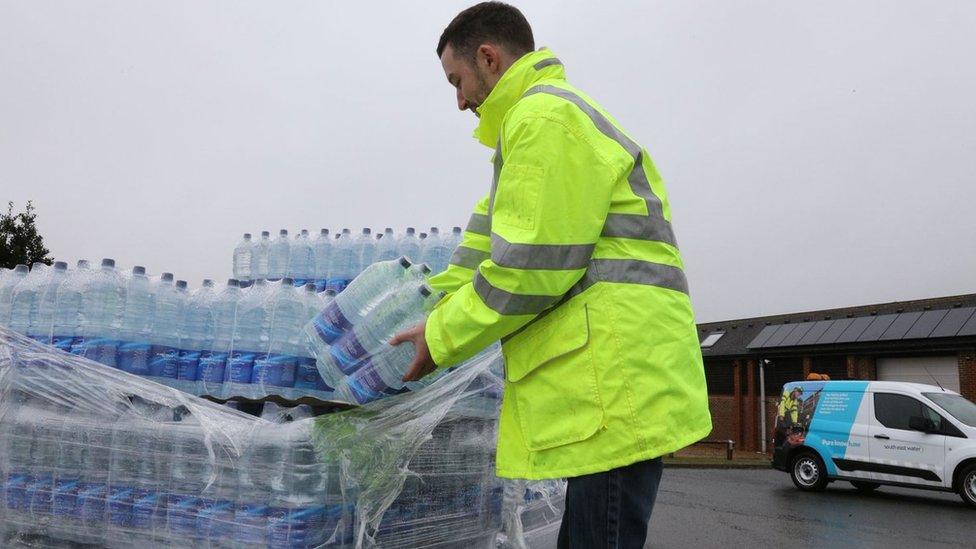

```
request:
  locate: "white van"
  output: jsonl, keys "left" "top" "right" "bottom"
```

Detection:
{"left": 771, "top": 380, "right": 976, "bottom": 507}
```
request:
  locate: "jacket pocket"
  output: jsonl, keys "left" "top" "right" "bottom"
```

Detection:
{"left": 504, "top": 302, "right": 605, "bottom": 451}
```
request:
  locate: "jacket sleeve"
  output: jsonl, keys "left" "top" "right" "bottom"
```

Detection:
{"left": 427, "top": 194, "right": 491, "bottom": 295}
{"left": 425, "top": 112, "right": 616, "bottom": 367}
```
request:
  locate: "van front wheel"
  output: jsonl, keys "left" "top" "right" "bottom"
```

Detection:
{"left": 959, "top": 465, "right": 976, "bottom": 508}
{"left": 791, "top": 451, "right": 828, "bottom": 492}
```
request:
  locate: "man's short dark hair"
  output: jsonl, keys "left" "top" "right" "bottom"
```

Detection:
{"left": 437, "top": 2, "right": 534, "bottom": 60}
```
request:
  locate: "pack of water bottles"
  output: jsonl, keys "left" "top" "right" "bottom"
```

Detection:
{"left": 0, "top": 260, "right": 335, "bottom": 402}
{"left": 233, "top": 226, "right": 463, "bottom": 292}
{"left": 302, "top": 258, "right": 459, "bottom": 406}
{"left": 0, "top": 327, "right": 564, "bottom": 548}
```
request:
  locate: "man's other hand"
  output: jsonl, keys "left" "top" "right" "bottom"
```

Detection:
{"left": 389, "top": 321, "right": 438, "bottom": 382}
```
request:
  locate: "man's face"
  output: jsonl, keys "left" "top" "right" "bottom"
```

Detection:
{"left": 440, "top": 44, "right": 494, "bottom": 116}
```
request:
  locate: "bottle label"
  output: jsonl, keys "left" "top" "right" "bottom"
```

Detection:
{"left": 130, "top": 487, "right": 157, "bottom": 529}
{"left": 253, "top": 353, "right": 297, "bottom": 388}
{"left": 4, "top": 473, "right": 29, "bottom": 511}
{"left": 108, "top": 485, "right": 134, "bottom": 527}
{"left": 26, "top": 474, "right": 54, "bottom": 515}
{"left": 330, "top": 332, "right": 372, "bottom": 374}
{"left": 346, "top": 371, "right": 387, "bottom": 404}
{"left": 52, "top": 477, "right": 81, "bottom": 518}
{"left": 52, "top": 335, "right": 76, "bottom": 353}
{"left": 167, "top": 494, "right": 202, "bottom": 535}
{"left": 313, "top": 304, "right": 353, "bottom": 344}
{"left": 177, "top": 349, "right": 201, "bottom": 381}
{"left": 225, "top": 350, "right": 257, "bottom": 383}
{"left": 79, "top": 482, "right": 107, "bottom": 524}
{"left": 325, "top": 278, "right": 348, "bottom": 293}
{"left": 268, "top": 505, "right": 328, "bottom": 548}
{"left": 197, "top": 499, "right": 235, "bottom": 540}
{"left": 235, "top": 502, "right": 270, "bottom": 544}
{"left": 295, "top": 357, "right": 333, "bottom": 392}
{"left": 118, "top": 341, "right": 152, "bottom": 375}
{"left": 149, "top": 345, "right": 180, "bottom": 378}
{"left": 197, "top": 351, "right": 228, "bottom": 382}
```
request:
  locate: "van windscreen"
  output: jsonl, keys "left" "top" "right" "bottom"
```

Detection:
{"left": 924, "top": 392, "right": 976, "bottom": 428}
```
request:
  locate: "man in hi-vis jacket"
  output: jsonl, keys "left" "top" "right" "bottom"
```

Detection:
{"left": 391, "top": 3, "right": 711, "bottom": 547}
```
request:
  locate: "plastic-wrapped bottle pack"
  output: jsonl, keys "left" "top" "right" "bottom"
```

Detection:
{"left": 0, "top": 327, "right": 564, "bottom": 548}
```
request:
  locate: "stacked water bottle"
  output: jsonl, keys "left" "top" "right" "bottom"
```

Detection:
{"left": 233, "top": 226, "right": 463, "bottom": 292}
{"left": 0, "top": 261, "right": 334, "bottom": 401}
{"left": 304, "top": 258, "right": 449, "bottom": 405}
{"left": 0, "top": 384, "right": 351, "bottom": 547}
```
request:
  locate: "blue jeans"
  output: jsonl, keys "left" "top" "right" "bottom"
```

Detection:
{"left": 557, "top": 457, "right": 663, "bottom": 549}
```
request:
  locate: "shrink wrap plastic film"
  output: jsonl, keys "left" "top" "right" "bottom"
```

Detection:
{"left": 0, "top": 328, "right": 563, "bottom": 548}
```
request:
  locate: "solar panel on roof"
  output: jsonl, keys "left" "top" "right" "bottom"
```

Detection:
{"left": 958, "top": 310, "right": 976, "bottom": 337}
{"left": 834, "top": 316, "right": 876, "bottom": 343}
{"left": 763, "top": 324, "right": 797, "bottom": 347}
{"left": 778, "top": 322, "right": 814, "bottom": 346}
{"left": 879, "top": 311, "right": 923, "bottom": 340}
{"left": 746, "top": 325, "right": 780, "bottom": 348}
{"left": 817, "top": 318, "right": 855, "bottom": 344}
{"left": 904, "top": 309, "right": 949, "bottom": 339}
{"left": 931, "top": 307, "right": 976, "bottom": 338}
{"left": 856, "top": 314, "right": 899, "bottom": 341}
{"left": 797, "top": 320, "right": 834, "bottom": 345}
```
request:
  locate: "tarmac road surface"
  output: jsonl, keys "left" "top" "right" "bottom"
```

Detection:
{"left": 530, "top": 468, "right": 973, "bottom": 548}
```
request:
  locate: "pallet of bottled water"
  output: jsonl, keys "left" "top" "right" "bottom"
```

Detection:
{"left": 0, "top": 327, "right": 563, "bottom": 548}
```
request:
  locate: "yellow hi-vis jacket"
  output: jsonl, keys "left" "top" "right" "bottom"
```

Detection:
{"left": 426, "top": 48, "right": 711, "bottom": 480}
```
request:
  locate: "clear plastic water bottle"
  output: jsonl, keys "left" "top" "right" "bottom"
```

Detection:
{"left": 27, "top": 261, "right": 67, "bottom": 343}
{"left": 251, "top": 230, "right": 272, "bottom": 281}
{"left": 373, "top": 227, "right": 399, "bottom": 263}
{"left": 306, "top": 257, "right": 412, "bottom": 349}
{"left": 233, "top": 233, "right": 254, "bottom": 282}
{"left": 254, "top": 281, "right": 303, "bottom": 398}
{"left": 149, "top": 273, "right": 184, "bottom": 383}
{"left": 226, "top": 279, "right": 272, "bottom": 397}
{"left": 0, "top": 264, "right": 30, "bottom": 328}
{"left": 334, "top": 343, "right": 415, "bottom": 404}
{"left": 313, "top": 228, "right": 332, "bottom": 291}
{"left": 326, "top": 228, "right": 354, "bottom": 292}
{"left": 117, "top": 266, "right": 154, "bottom": 376}
{"left": 328, "top": 283, "right": 439, "bottom": 376}
{"left": 352, "top": 227, "right": 376, "bottom": 278}
{"left": 166, "top": 421, "right": 211, "bottom": 538}
{"left": 287, "top": 229, "right": 315, "bottom": 286}
{"left": 198, "top": 278, "right": 241, "bottom": 397}
{"left": 268, "top": 229, "right": 291, "bottom": 280}
{"left": 268, "top": 423, "right": 328, "bottom": 548}
{"left": 177, "top": 279, "right": 216, "bottom": 394}
{"left": 74, "top": 258, "right": 124, "bottom": 367}
{"left": 425, "top": 226, "right": 455, "bottom": 273}
{"left": 52, "top": 261, "right": 91, "bottom": 352}
{"left": 396, "top": 227, "right": 421, "bottom": 264}
{"left": 8, "top": 262, "right": 47, "bottom": 338}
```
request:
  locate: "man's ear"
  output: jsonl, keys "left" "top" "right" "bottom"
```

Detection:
{"left": 477, "top": 44, "right": 502, "bottom": 75}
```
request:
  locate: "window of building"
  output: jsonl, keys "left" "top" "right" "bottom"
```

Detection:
{"left": 874, "top": 393, "right": 947, "bottom": 432}
{"left": 700, "top": 332, "right": 724, "bottom": 348}
{"left": 704, "top": 362, "right": 735, "bottom": 395}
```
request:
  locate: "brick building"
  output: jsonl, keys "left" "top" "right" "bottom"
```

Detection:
{"left": 698, "top": 293, "right": 976, "bottom": 453}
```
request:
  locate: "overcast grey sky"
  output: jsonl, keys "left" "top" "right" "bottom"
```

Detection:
{"left": 2, "top": 0, "right": 974, "bottom": 322}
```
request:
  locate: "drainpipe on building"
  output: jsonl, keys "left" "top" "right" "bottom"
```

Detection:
{"left": 759, "top": 359, "right": 769, "bottom": 454}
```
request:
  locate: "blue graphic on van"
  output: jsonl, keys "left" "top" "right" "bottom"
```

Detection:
{"left": 774, "top": 381, "right": 869, "bottom": 475}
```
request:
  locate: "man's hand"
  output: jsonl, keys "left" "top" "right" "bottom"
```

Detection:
{"left": 389, "top": 321, "right": 438, "bottom": 382}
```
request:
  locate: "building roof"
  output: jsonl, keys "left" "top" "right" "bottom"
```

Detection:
{"left": 697, "top": 293, "right": 976, "bottom": 359}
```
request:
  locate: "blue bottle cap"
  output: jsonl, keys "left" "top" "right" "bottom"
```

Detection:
{"left": 101, "top": 258, "right": 115, "bottom": 268}
{"left": 76, "top": 260, "right": 90, "bottom": 269}
{"left": 133, "top": 266, "right": 146, "bottom": 275}
{"left": 406, "top": 227, "right": 415, "bottom": 235}
{"left": 228, "top": 278, "right": 240, "bottom": 287}
{"left": 54, "top": 261, "right": 68, "bottom": 271}
{"left": 281, "top": 277, "right": 294, "bottom": 285}
{"left": 320, "top": 228, "right": 329, "bottom": 235}
{"left": 161, "top": 272, "right": 174, "bottom": 282}
{"left": 176, "top": 280, "right": 188, "bottom": 290}
{"left": 244, "top": 233, "right": 251, "bottom": 239}
{"left": 261, "top": 231, "right": 270, "bottom": 237}
{"left": 399, "top": 257, "right": 412, "bottom": 269}
{"left": 362, "top": 228, "right": 371, "bottom": 235}
{"left": 203, "top": 279, "right": 214, "bottom": 287}
{"left": 14, "top": 264, "right": 29, "bottom": 273}
{"left": 280, "top": 229, "right": 288, "bottom": 236}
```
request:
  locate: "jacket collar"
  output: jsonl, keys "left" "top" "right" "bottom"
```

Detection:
{"left": 474, "top": 48, "right": 565, "bottom": 147}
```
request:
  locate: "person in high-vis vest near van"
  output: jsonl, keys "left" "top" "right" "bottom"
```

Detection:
{"left": 389, "top": 3, "right": 711, "bottom": 547}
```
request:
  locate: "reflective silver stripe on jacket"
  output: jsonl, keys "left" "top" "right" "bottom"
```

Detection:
{"left": 533, "top": 57, "right": 563, "bottom": 70}
{"left": 521, "top": 84, "right": 678, "bottom": 248}
{"left": 465, "top": 213, "right": 491, "bottom": 237}
{"left": 501, "top": 258, "right": 688, "bottom": 341}
{"left": 449, "top": 246, "right": 490, "bottom": 270}
{"left": 474, "top": 272, "right": 560, "bottom": 316}
{"left": 490, "top": 233, "right": 593, "bottom": 271}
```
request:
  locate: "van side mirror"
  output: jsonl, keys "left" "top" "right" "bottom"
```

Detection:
{"left": 908, "top": 416, "right": 937, "bottom": 433}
